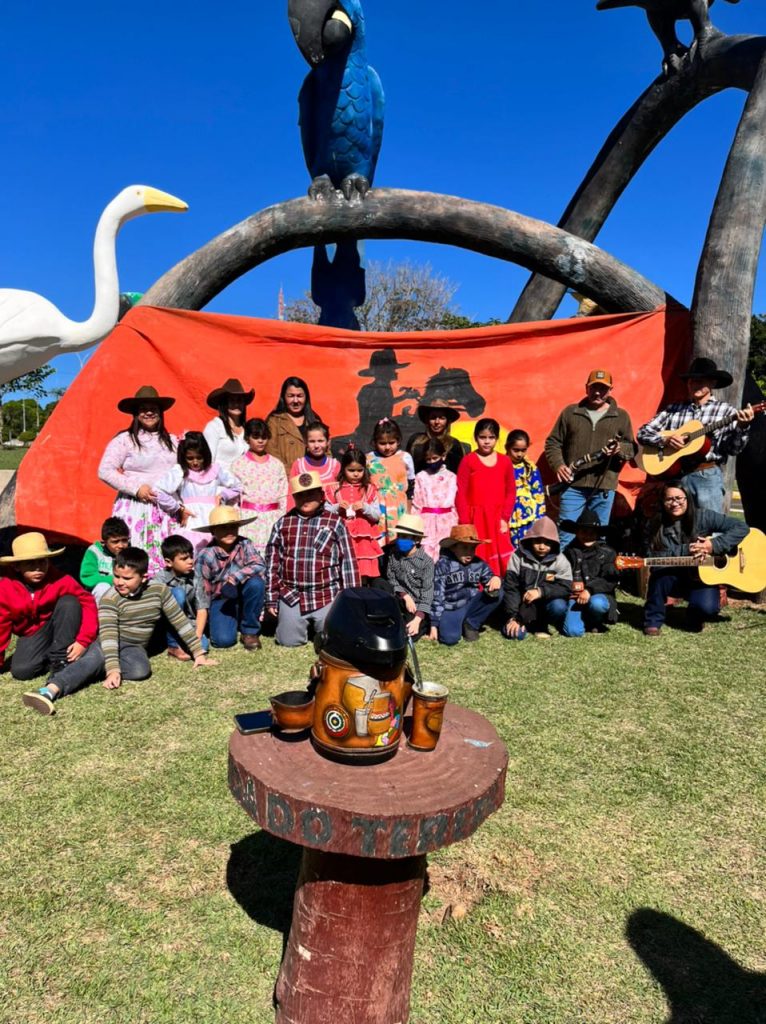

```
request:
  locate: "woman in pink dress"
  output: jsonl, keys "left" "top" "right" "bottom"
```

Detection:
{"left": 231, "top": 418, "right": 288, "bottom": 555}
{"left": 288, "top": 421, "right": 340, "bottom": 506}
{"left": 328, "top": 449, "right": 383, "bottom": 580}
{"left": 412, "top": 438, "right": 458, "bottom": 562}
{"left": 97, "top": 385, "right": 178, "bottom": 576}
{"left": 456, "top": 418, "right": 516, "bottom": 576}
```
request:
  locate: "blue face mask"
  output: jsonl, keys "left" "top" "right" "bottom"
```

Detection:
{"left": 424, "top": 460, "right": 444, "bottom": 474}
{"left": 395, "top": 538, "right": 416, "bottom": 554}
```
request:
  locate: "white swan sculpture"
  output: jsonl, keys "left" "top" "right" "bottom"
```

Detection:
{"left": 0, "top": 185, "right": 187, "bottom": 386}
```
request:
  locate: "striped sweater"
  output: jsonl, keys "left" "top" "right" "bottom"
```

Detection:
{"left": 98, "top": 582, "right": 203, "bottom": 673}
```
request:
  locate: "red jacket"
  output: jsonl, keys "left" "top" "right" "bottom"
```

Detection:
{"left": 0, "top": 568, "right": 98, "bottom": 667}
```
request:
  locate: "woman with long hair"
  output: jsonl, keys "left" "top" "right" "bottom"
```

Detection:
{"left": 642, "top": 482, "right": 749, "bottom": 636}
{"left": 203, "top": 377, "right": 254, "bottom": 470}
{"left": 266, "top": 376, "right": 321, "bottom": 470}
{"left": 97, "top": 385, "right": 178, "bottom": 575}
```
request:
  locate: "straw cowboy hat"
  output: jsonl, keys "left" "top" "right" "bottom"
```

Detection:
{"left": 290, "top": 470, "right": 325, "bottom": 497}
{"left": 441, "top": 524, "right": 489, "bottom": 549}
{"left": 358, "top": 350, "right": 410, "bottom": 377}
{"left": 678, "top": 357, "right": 733, "bottom": 388}
{"left": 117, "top": 385, "right": 175, "bottom": 414}
{"left": 394, "top": 514, "right": 425, "bottom": 537}
{"left": 417, "top": 397, "right": 461, "bottom": 425}
{"left": 194, "top": 506, "right": 257, "bottom": 532}
{"left": 206, "top": 377, "right": 255, "bottom": 409}
{"left": 0, "top": 532, "right": 65, "bottom": 562}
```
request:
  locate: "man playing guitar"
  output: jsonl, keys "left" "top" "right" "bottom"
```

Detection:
{"left": 636, "top": 357, "right": 755, "bottom": 513}
{"left": 545, "top": 369, "right": 637, "bottom": 549}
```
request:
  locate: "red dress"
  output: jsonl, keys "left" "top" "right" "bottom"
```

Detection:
{"left": 331, "top": 481, "right": 384, "bottom": 578}
{"left": 456, "top": 452, "right": 516, "bottom": 575}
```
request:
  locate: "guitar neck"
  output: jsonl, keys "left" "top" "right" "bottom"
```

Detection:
{"left": 644, "top": 556, "right": 704, "bottom": 568}
{"left": 684, "top": 412, "right": 736, "bottom": 443}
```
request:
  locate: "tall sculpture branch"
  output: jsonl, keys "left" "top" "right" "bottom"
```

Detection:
{"left": 141, "top": 189, "right": 672, "bottom": 315}
{"left": 510, "top": 32, "right": 765, "bottom": 324}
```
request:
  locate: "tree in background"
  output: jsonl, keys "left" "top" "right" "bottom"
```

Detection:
{"left": 0, "top": 366, "right": 54, "bottom": 443}
{"left": 285, "top": 261, "right": 499, "bottom": 332}
{"left": 749, "top": 314, "right": 766, "bottom": 392}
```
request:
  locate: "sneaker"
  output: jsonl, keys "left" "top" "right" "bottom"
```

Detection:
{"left": 462, "top": 625, "right": 480, "bottom": 643}
{"left": 166, "top": 646, "right": 192, "bottom": 662}
{"left": 241, "top": 634, "right": 263, "bottom": 652}
{"left": 22, "top": 691, "right": 56, "bottom": 716}
{"left": 643, "top": 626, "right": 661, "bottom": 637}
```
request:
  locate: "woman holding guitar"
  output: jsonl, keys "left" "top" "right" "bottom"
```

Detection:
{"left": 636, "top": 358, "right": 756, "bottom": 513}
{"left": 642, "top": 482, "right": 749, "bottom": 636}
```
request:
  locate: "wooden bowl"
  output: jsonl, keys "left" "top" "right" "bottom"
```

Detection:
{"left": 270, "top": 690, "right": 315, "bottom": 732}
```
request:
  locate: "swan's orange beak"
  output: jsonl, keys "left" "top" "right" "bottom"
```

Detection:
{"left": 143, "top": 187, "right": 188, "bottom": 213}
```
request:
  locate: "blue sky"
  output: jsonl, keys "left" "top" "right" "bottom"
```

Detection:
{"left": 0, "top": 1, "right": 762, "bottom": 396}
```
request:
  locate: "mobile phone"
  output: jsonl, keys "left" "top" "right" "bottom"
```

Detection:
{"left": 234, "top": 710, "right": 274, "bottom": 734}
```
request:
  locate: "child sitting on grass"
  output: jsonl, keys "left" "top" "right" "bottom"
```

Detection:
{"left": 79, "top": 516, "right": 130, "bottom": 604}
{"left": 195, "top": 507, "right": 266, "bottom": 651}
{"left": 385, "top": 514, "right": 434, "bottom": 639}
{"left": 21, "top": 547, "right": 215, "bottom": 714}
{"left": 0, "top": 532, "right": 98, "bottom": 714}
{"left": 502, "top": 517, "right": 572, "bottom": 640}
{"left": 429, "top": 525, "right": 502, "bottom": 646}
{"left": 155, "top": 534, "right": 210, "bottom": 660}
{"left": 561, "top": 510, "right": 619, "bottom": 635}
{"left": 265, "top": 471, "right": 359, "bottom": 647}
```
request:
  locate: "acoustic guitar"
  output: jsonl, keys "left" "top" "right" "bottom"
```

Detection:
{"left": 637, "top": 402, "right": 766, "bottom": 477}
{"left": 614, "top": 528, "right": 766, "bottom": 592}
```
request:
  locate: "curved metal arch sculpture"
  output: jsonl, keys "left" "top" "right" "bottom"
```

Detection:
{"left": 141, "top": 188, "right": 673, "bottom": 316}
{"left": 510, "top": 32, "right": 766, "bottom": 405}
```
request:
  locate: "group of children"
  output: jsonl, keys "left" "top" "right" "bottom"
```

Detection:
{"left": 1, "top": 397, "right": 622, "bottom": 717}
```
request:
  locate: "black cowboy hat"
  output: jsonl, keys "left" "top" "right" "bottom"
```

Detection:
{"left": 358, "top": 350, "right": 410, "bottom": 377}
{"left": 558, "top": 509, "right": 610, "bottom": 535}
{"left": 678, "top": 357, "right": 733, "bottom": 388}
{"left": 206, "top": 377, "right": 255, "bottom": 409}
{"left": 417, "top": 397, "right": 461, "bottom": 424}
{"left": 117, "top": 385, "right": 175, "bottom": 414}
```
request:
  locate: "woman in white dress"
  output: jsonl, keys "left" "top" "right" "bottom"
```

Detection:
{"left": 203, "top": 378, "right": 255, "bottom": 470}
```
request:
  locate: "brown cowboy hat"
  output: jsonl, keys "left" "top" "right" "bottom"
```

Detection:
{"left": 678, "top": 357, "right": 733, "bottom": 388}
{"left": 417, "top": 398, "right": 461, "bottom": 424}
{"left": 118, "top": 385, "right": 175, "bottom": 414}
{"left": 358, "top": 350, "right": 410, "bottom": 377}
{"left": 441, "top": 524, "right": 489, "bottom": 549}
{"left": 0, "top": 532, "right": 65, "bottom": 563}
{"left": 206, "top": 377, "right": 255, "bottom": 409}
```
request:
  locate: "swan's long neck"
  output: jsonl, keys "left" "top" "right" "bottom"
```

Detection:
{"left": 65, "top": 202, "right": 125, "bottom": 347}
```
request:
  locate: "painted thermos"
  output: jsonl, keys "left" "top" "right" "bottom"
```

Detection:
{"left": 311, "top": 589, "right": 410, "bottom": 764}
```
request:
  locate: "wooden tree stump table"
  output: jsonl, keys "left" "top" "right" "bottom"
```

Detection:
{"left": 228, "top": 703, "right": 508, "bottom": 1024}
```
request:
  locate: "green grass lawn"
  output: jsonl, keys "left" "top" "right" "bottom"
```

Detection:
{"left": 0, "top": 447, "right": 26, "bottom": 470}
{"left": 1, "top": 595, "right": 765, "bottom": 1023}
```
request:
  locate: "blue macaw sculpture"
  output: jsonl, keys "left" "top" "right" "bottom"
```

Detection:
{"left": 288, "top": 0, "right": 384, "bottom": 328}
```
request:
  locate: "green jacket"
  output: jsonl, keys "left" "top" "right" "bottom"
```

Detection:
{"left": 544, "top": 398, "right": 637, "bottom": 491}
{"left": 80, "top": 541, "right": 114, "bottom": 591}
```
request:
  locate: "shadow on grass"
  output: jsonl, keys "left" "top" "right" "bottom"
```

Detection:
{"left": 627, "top": 908, "right": 766, "bottom": 1023}
{"left": 226, "top": 831, "right": 302, "bottom": 938}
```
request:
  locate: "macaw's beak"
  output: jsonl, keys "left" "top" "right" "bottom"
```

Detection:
{"left": 288, "top": 0, "right": 352, "bottom": 66}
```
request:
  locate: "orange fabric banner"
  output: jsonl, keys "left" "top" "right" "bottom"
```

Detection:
{"left": 16, "top": 304, "right": 691, "bottom": 544}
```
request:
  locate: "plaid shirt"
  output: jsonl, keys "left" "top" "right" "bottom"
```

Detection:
{"left": 266, "top": 508, "right": 360, "bottom": 613}
{"left": 637, "top": 399, "right": 749, "bottom": 463}
{"left": 196, "top": 537, "right": 265, "bottom": 601}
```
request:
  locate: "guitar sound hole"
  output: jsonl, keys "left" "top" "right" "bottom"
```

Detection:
{"left": 713, "top": 555, "right": 726, "bottom": 569}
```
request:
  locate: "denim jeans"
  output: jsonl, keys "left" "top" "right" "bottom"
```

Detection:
{"left": 503, "top": 597, "right": 568, "bottom": 639}
{"left": 166, "top": 586, "right": 209, "bottom": 653}
{"left": 11, "top": 595, "right": 82, "bottom": 680}
{"left": 643, "top": 569, "right": 720, "bottom": 629}
{"left": 680, "top": 465, "right": 725, "bottom": 514}
{"left": 437, "top": 590, "right": 502, "bottom": 646}
{"left": 49, "top": 641, "right": 152, "bottom": 698}
{"left": 209, "top": 576, "right": 265, "bottom": 648}
{"left": 558, "top": 488, "right": 616, "bottom": 549}
{"left": 561, "top": 594, "right": 611, "bottom": 637}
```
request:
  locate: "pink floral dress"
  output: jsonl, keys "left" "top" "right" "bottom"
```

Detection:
{"left": 97, "top": 430, "right": 178, "bottom": 576}
{"left": 412, "top": 467, "right": 458, "bottom": 561}
{"left": 231, "top": 452, "right": 288, "bottom": 555}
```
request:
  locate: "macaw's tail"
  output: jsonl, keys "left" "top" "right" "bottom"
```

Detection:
{"left": 311, "top": 242, "right": 367, "bottom": 331}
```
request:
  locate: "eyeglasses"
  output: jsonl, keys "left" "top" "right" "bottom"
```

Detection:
{"left": 663, "top": 496, "right": 687, "bottom": 506}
